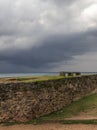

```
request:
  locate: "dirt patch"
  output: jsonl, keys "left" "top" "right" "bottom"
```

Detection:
{"left": 64, "top": 112, "right": 97, "bottom": 120}
{"left": 1, "top": 124, "right": 97, "bottom": 130}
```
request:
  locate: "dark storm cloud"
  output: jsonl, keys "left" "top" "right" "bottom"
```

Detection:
{"left": 0, "top": 28, "right": 97, "bottom": 72}
{"left": 0, "top": 0, "right": 97, "bottom": 72}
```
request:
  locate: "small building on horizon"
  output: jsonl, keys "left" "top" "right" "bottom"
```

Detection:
{"left": 59, "top": 71, "right": 81, "bottom": 77}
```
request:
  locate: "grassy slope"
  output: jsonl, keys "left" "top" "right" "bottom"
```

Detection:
{"left": 1, "top": 74, "right": 94, "bottom": 83}
{"left": 0, "top": 76, "right": 65, "bottom": 83}
{"left": 17, "top": 75, "right": 65, "bottom": 82}
{"left": 1, "top": 75, "right": 81, "bottom": 83}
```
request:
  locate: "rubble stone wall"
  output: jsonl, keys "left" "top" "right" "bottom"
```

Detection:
{"left": 0, "top": 75, "right": 97, "bottom": 123}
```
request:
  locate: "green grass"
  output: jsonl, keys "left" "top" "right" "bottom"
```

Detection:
{"left": 62, "top": 119, "right": 97, "bottom": 124}
{"left": 4, "top": 119, "right": 97, "bottom": 126}
{"left": 16, "top": 75, "right": 82, "bottom": 83}
{"left": 22, "top": 76, "right": 65, "bottom": 82}
{"left": 1, "top": 74, "right": 96, "bottom": 83}
{"left": 2, "top": 74, "right": 84, "bottom": 83}
{"left": 2, "top": 74, "right": 96, "bottom": 83}
{"left": 8, "top": 74, "right": 97, "bottom": 83}
{"left": 3, "top": 75, "right": 65, "bottom": 83}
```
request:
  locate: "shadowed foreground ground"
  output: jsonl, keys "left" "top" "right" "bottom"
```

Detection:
{"left": 1, "top": 124, "right": 97, "bottom": 130}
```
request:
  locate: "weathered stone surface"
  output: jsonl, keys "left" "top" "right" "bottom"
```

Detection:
{"left": 0, "top": 75, "right": 97, "bottom": 123}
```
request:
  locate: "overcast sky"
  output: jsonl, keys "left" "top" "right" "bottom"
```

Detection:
{"left": 0, "top": 0, "right": 97, "bottom": 73}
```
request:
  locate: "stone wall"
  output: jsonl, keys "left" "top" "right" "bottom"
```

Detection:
{"left": 0, "top": 75, "right": 97, "bottom": 123}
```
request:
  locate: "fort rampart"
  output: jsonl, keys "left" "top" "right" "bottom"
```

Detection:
{"left": 0, "top": 75, "right": 97, "bottom": 123}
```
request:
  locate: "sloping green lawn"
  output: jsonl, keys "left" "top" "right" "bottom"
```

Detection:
{"left": 1, "top": 76, "right": 65, "bottom": 83}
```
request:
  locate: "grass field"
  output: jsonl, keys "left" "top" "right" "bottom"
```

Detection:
{"left": 0, "top": 74, "right": 94, "bottom": 83}
{"left": 16, "top": 75, "right": 65, "bottom": 82}
{"left": 0, "top": 75, "right": 81, "bottom": 83}
{"left": 0, "top": 75, "right": 65, "bottom": 83}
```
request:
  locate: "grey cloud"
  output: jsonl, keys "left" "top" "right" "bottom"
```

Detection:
{"left": 43, "top": 0, "right": 76, "bottom": 6}
{"left": 0, "top": 28, "right": 97, "bottom": 72}
{"left": 0, "top": 0, "right": 97, "bottom": 72}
